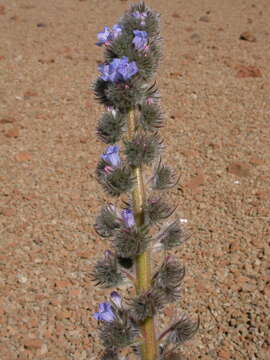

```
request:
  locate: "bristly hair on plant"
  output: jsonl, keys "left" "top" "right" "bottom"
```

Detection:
{"left": 151, "top": 159, "right": 179, "bottom": 190}
{"left": 145, "top": 196, "right": 177, "bottom": 225}
{"left": 152, "top": 257, "right": 185, "bottom": 304}
{"left": 114, "top": 225, "right": 151, "bottom": 259}
{"left": 97, "top": 293, "right": 140, "bottom": 350}
{"left": 101, "top": 349, "right": 119, "bottom": 360}
{"left": 97, "top": 110, "right": 127, "bottom": 144}
{"left": 160, "top": 313, "right": 200, "bottom": 348}
{"left": 92, "top": 250, "right": 124, "bottom": 288}
{"left": 94, "top": 204, "right": 121, "bottom": 238}
{"left": 169, "top": 314, "right": 199, "bottom": 345}
{"left": 124, "top": 132, "right": 163, "bottom": 167}
{"left": 129, "top": 289, "right": 163, "bottom": 323}
{"left": 155, "top": 219, "right": 188, "bottom": 250}
{"left": 100, "top": 313, "right": 139, "bottom": 350}
{"left": 91, "top": 2, "right": 198, "bottom": 359}
{"left": 96, "top": 162, "right": 134, "bottom": 197}
{"left": 138, "top": 102, "right": 163, "bottom": 131}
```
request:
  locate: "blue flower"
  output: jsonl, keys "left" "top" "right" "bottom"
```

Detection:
{"left": 98, "top": 58, "right": 122, "bottom": 82}
{"left": 93, "top": 302, "right": 115, "bottom": 322}
{"left": 121, "top": 209, "right": 135, "bottom": 228}
{"left": 132, "top": 30, "right": 148, "bottom": 51}
{"left": 111, "top": 291, "right": 122, "bottom": 308}
{"left": 99, "top": 56, "right": 138, "bottom": 82}
{"left": 96, "top": 24, "right": 122, "bottom": 46}
{"left": 110, "top": 24, "right": 122, "bottom": 41}
{"left": 132, "top": 11, "right": 148, "bottom": 25}
{"left": 117, "top": 56, "right": 138, "bottom": 81}
{"left": 102, "top": 145, "right": 121, "bottom": 168}
{"left": 96, "top": 26, "right": 111, "bottom": 46}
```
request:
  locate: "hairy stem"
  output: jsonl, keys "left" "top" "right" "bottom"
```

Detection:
{"left": 128, "top": 110, "right": 158, "bottom": 360}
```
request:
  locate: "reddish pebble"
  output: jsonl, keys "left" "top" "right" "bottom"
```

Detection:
{"left": 249, "top": 157, "right": 264, "bottom": 166}
{"left": 218, "top": 348, "right": 232, "bottom": 359}
{"left": 169, "top": 72, "right": 182, "bottom": 77}
{"left": 1, "top": 208, "right": 16, "bottom": 217}
{"left": 0, "top": 5, "right": 5, "bottom": 15}
{"left": 185, "top": 172, "right": 205, "bottom": 192}
{"left": 0, "top": 117, "right": 16, "bottom": 124}
{"left": 263, "top": 285, "right": 270, "bottom": 297}
{"left": 227, "top": 161, "right": 250, "bottom": 177}
{"left": 15, "top": 152, "right": 32, "bottom": 162}
{"left": 55, "top": 311, "right": 72, "bottom": 320}
{"left": 69, "top": 288, "right": 81, "bottom": 297}
{"left": 236, "top": 65, "right": 262, "bottom": 78}
{"left": 24, "top": 91, "right": 38, "bottom": 99}
{"left": 23, "top": 339, "right": 43, "bottom": 349}
{"left": 5, "top": 127, "right": 19, "bottom": 138}
{"left": 80, "top": 137, "right": 88, "bottom": 144}
{"left": 55, "top": 280, "right": 72, "bottom": 289}
{"left": 76, "top": 251, "right": 92, "bottom": 258}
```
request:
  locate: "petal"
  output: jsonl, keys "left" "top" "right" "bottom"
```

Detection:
{"left": 97, "top": 26, "right": 111, "bottom": 43}
{"left": 111, "top": 291, "right": 122, "bottom": 308}
{"left": 101, "top": 311, "right": 115, "bottom": 322}
{"left": 99, "top": 64, "right": 111, "bottom": 81}
{"left": 102, "top": 146, "right": 120, "bottom": 167}
{"left": 93, "top": 301, "right": 115, "bottom": 322}
{"left": 111, "top": 24, "right": 122, "bottom": 40}
{"left": 98, "top": 302, "right": 106, "bottom": 312}
{"left": 121, "top": 209, "right": 135, "bottom": 228}
{"left": 93, "top": 312, "right": 101, "bottom": 321}
{"left": 101, "top": 303, "right": 115, "bottom": 322}
{"left": 127, "top": 61, "right": 138, "bottom": 78}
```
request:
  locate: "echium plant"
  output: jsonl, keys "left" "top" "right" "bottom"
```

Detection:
{"left": 91, "top": 3, "right": 199, "bottom": 360}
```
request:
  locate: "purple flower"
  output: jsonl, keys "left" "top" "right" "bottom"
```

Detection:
{"left": 98, "top": 58, "right": 122, "bottom": 82}
{"left": 102, "top": 145, "right": 120, "bottom": 168}
{"left": 96, "top": 24, "right": 122, "bottom": 46}
{"left": 117, "top": 56, "right": 138, "bottom": 81}
{"left": 99, "top": 56, "right": 138, "bottom": 82}
{"left": 121, "top": 209, "right": 135, "bottom": 228}
{"left": 96, "top": 26, "right": 111, "bottom": 46}
{"left": 132, "top": 30, "right": 148, "bottom": 51}
{"left": 93, "top": 302, "right": 115, "bottom": 322}
{"left": 110, "top": 24, "right": 122, "bottom": 41}
{"left": 111, "top": 291, "right": 122, "bottom": 308}
{"left": 132, "top": 11, "right": 148, "bottom": 25}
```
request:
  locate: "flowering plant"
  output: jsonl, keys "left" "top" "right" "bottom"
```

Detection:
{"left": 91, "top": 3, "right": 199, "bottom": 360}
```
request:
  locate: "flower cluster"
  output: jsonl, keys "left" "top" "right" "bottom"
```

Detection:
{"left": 91, "top": 3, "right": 198, "bottom": 360}
{"left": 99, "top": 56, "right": 138, "bottom": 82}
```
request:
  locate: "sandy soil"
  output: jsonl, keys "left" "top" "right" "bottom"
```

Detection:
{"left": 0, "top": 0, "right": 270, "bottom": 359}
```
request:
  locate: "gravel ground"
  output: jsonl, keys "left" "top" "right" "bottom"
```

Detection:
{"left": 0, "top": 0, "right": 269, "bottom": 359}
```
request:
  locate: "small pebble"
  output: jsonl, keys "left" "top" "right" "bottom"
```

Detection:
{"left": 190, "top": 33, "right": 201, "bottom": 43}
{"left": 199, "top": 15, "right": 210, "bottom": 22}
{"left": 239, "top": 31, "right": 256, "bottom": 42}
{"left": 17, "top": 274, "right": 28, "bottom": 284}
{"left": 37, "top": 23, "right": 47, "bottom": 27}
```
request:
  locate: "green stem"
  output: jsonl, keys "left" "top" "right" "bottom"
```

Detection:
{"left": 127, "top": 110, "right": 158, "bottom": 360}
